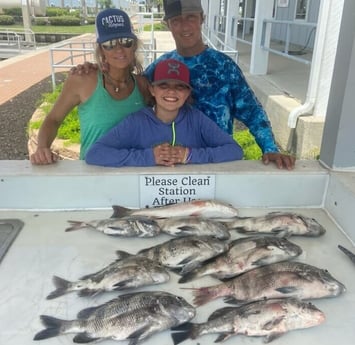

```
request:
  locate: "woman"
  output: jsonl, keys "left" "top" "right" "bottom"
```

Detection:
{"left": 30, "top": 8, "right": 150, "bottom": 165}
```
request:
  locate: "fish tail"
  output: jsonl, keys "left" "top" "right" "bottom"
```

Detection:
{"left": 178, "top": 270, "right": 199, "bottom": 284}
{"left": 46, "top": 275, "right": 73, "bottom": 299}
{"left": 65, "top": 221, "right": 87, "bottom": 232}
{"left": 33, "top": 315, "right": 65, "bottom": 340}
{"left": 191, "top": 286, "right": 220, "bottom": 306}
{"left": 111, "top": 205, "right": 131, "bottom": 218}
{"left": 171, "top": 323, "right": 199, "bottom": 345}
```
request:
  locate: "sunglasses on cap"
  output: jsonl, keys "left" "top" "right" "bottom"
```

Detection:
{"left": 101, "top": 37, "right": 135, "bottom": 50}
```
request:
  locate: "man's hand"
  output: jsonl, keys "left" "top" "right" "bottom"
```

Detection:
{"left": 70, "top": 62, "right": 99, "bottom": 75}
{"left": 262, "top": 152, "right": 296, "bottom": 170}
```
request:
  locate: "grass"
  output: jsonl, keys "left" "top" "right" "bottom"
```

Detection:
{"left": 30, "top": 81, "right": 81, "bottom": 145}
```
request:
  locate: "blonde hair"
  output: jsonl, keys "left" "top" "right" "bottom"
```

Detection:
{"left": 94, "top": 39, "right": 144, "bottom": 75}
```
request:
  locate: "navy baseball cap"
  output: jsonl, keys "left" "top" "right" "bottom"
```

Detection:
{"left": 96, "top": 8, "right": 137, "bottom": 44}
{"left": 163, "top": 0, "right": 203, "bottom": 21}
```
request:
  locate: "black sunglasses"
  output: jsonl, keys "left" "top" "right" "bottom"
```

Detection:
{"left": 101, "top": 38, "right": 135, "bottom": 50}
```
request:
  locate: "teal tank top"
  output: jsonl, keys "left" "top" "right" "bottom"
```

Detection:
{"left": 78, "top": 72, "right": 145, "bottom": 159}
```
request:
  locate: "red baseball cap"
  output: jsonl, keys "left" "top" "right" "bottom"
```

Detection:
{"left": 152, "top": 59, "right": 191, "bottom": 89}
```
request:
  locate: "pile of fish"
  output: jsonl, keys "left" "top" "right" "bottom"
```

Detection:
{"left": 34, "top": 199, "right": 348, "bottom": 344}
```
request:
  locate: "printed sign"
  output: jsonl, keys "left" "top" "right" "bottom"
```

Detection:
{"left": 139, "top": 175, "right": 216, "bottom": 207}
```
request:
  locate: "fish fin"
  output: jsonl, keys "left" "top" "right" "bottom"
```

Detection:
{"left": 65, "top": 221, "right": 87, "bottom": 232}
{"left": 251, "top": 255, "right": 274, "bottom": 267}
{"left": 115, "top": 250, "right": 133, "bottom": 260}
{"left": 76, "top": 306, "right": 101, "bottom": 319}
{"left": 275, "top": 286, "right": 297, "bottom": 294}
{"left": 73, "top": 333, "right": 99, "bottom": 343}
{"left": 208, "top": 307, "right": 237, "bottom": 321}
{"left": 214, "top": 333, "right": 233, "bottom": 342}
{"left": 338, "top": 245, "right": 355, "bottom": 263}
{"left": 171, "top": 323, "right": 200, "bottom": 345}
{"left": 270, "top": 228, "right": 290, "bottom": 238}
{"left": 177, "top": 225, "right": 197, "bottom": 233}
{"left": 78, "top": 288, "right": 99, "bottom": 297}
{"left": 113, "top": 279, "right": 134, "bottom": 290}
{"left": 127, "top": 325, "right": 151, "bottom": 344}
{"left": 180, "top": 261, "right": 201, "bottom": 275}
{"left": 263, "top": 316, "right": 285, "bottom": 330}
{"left": 33, "top": 315, "right": 63, "bottom": 340}
{"left": 169, "top": 266, "right": 184, "bottom": 275}
{"left": 111, "top": 205, "right": 131, "bottom": 218}
{"left": 235, "top": 227, "right": 255, "bottom": 234}
{"left": 178, "top": 271, "right": 198, "bottom": 284}
{"left": 171, "top": 330, "right": 192, "bottom": 345}
{"left": 46, "top": 276, "right": 72, "bottom": 299}
{"left": 223, "top": 296, "right": 243, "bottom": 305}
{"left": 264, "top": 332, "right": 284, "bottom": 343}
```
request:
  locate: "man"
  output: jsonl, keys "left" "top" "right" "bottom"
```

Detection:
{"left": 143, "top": 0, "right": 295, "bottom": 169}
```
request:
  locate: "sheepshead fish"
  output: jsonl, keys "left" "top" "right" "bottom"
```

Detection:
{"left": 138, "top": 235, "right": 228, "bottom": 274}
{"left": 65, "top": 216, "right": 161, "bottom": 237}
{"left": 179, "top": 236, "right": 302, "bottom": 283}
{"left": 46, "top": 251, "right": 169, "bottom": 299}
{"left": 338, "top": 244, "right": 355, "bottom": 265}
{"left": 34, "top": 292, "right": 195, "bottom": 344}
{"left": 111, "top": 199, "right": 239, "bottom": 219}
{"left": 76, "top": 291, "right": 182, "bottom": 320}
{"left": 225, "top": 212, "right": 326, "bottom": 237}
{"left": 191, "top": 261, "right": 346, "bottom": 306}
{"left": 157, "top": 216, "right": 230, "bottom": 239}
{"left": 171, "top": 298, "right": 325, "bottom": 344}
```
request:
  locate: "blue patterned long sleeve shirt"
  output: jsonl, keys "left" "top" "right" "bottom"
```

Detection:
{"left": 144, "top": 48, "right": 279, "bottom": 154}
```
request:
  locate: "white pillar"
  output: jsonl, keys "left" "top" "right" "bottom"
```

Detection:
{"left": 250, "top": 0, "right": 274, "bottom": 75}
{"left": 21, "top": 0, "right": 33, "bottom": 42}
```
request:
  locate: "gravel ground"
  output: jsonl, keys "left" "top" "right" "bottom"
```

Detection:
{"left": 0, "top": 73, "right": 66, "bottom": 160}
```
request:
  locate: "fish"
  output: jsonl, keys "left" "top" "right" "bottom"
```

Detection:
{"left": 157, "top": 216, "right": 231, "bottom": 239}
{"left": 190, "top": 261, "right": 346, "bottom": 306}
{"left": 76, "top": 291, "right": 182, "bottom": 320}
{"left": 171, "top": 298, "right": 325, "bottom": 344}
{"left": 34, "top": 292, "right": 196, "bottom": 344}
{"left": 111, "top": 199, "right": 239, "bottom": 219}
{"left": 137, "top": 235, "right": 229, "bottom": 274}
{"left": 225, "top": 211, "right": 326, "bottom": 237}
{"left": 179, "top": 236, "right": 302, "bottom": 283}
{"left": 338, "top": 244, "right": 355, "bottom": 264}
{"left": 65, "top": 215, "right": 161, "bottom": 237}
{"left": 46, "top": 251, "right": 170, "bottom": 299}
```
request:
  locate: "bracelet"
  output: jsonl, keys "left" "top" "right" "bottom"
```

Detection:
{"left": 182, "top": 147, "right": 192, "bottom": 164}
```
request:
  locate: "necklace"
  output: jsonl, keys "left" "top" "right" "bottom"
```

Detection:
{"left": 104, "top": 73, "right": 132, "bottom": 93}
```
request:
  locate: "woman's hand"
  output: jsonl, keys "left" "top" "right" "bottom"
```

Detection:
{"left": 30, "top": 147, "right": 59, "bottom": 165}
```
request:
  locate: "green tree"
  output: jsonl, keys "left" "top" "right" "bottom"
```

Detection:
{"left": 98, "top": 0, "right": 114, "bottom": 9}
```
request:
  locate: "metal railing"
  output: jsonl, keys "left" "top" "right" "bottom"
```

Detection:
{"left": 0, "top": 28, "right": 36, "bottom": 54}
{"left": 260, "top": 19, "right": 316, "bottom": 65}
{"left": 49, "top": 40, "right": 95, "bottom": 90}
{"left": 220, "top": 15, "right": 316, "bottom": 65}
